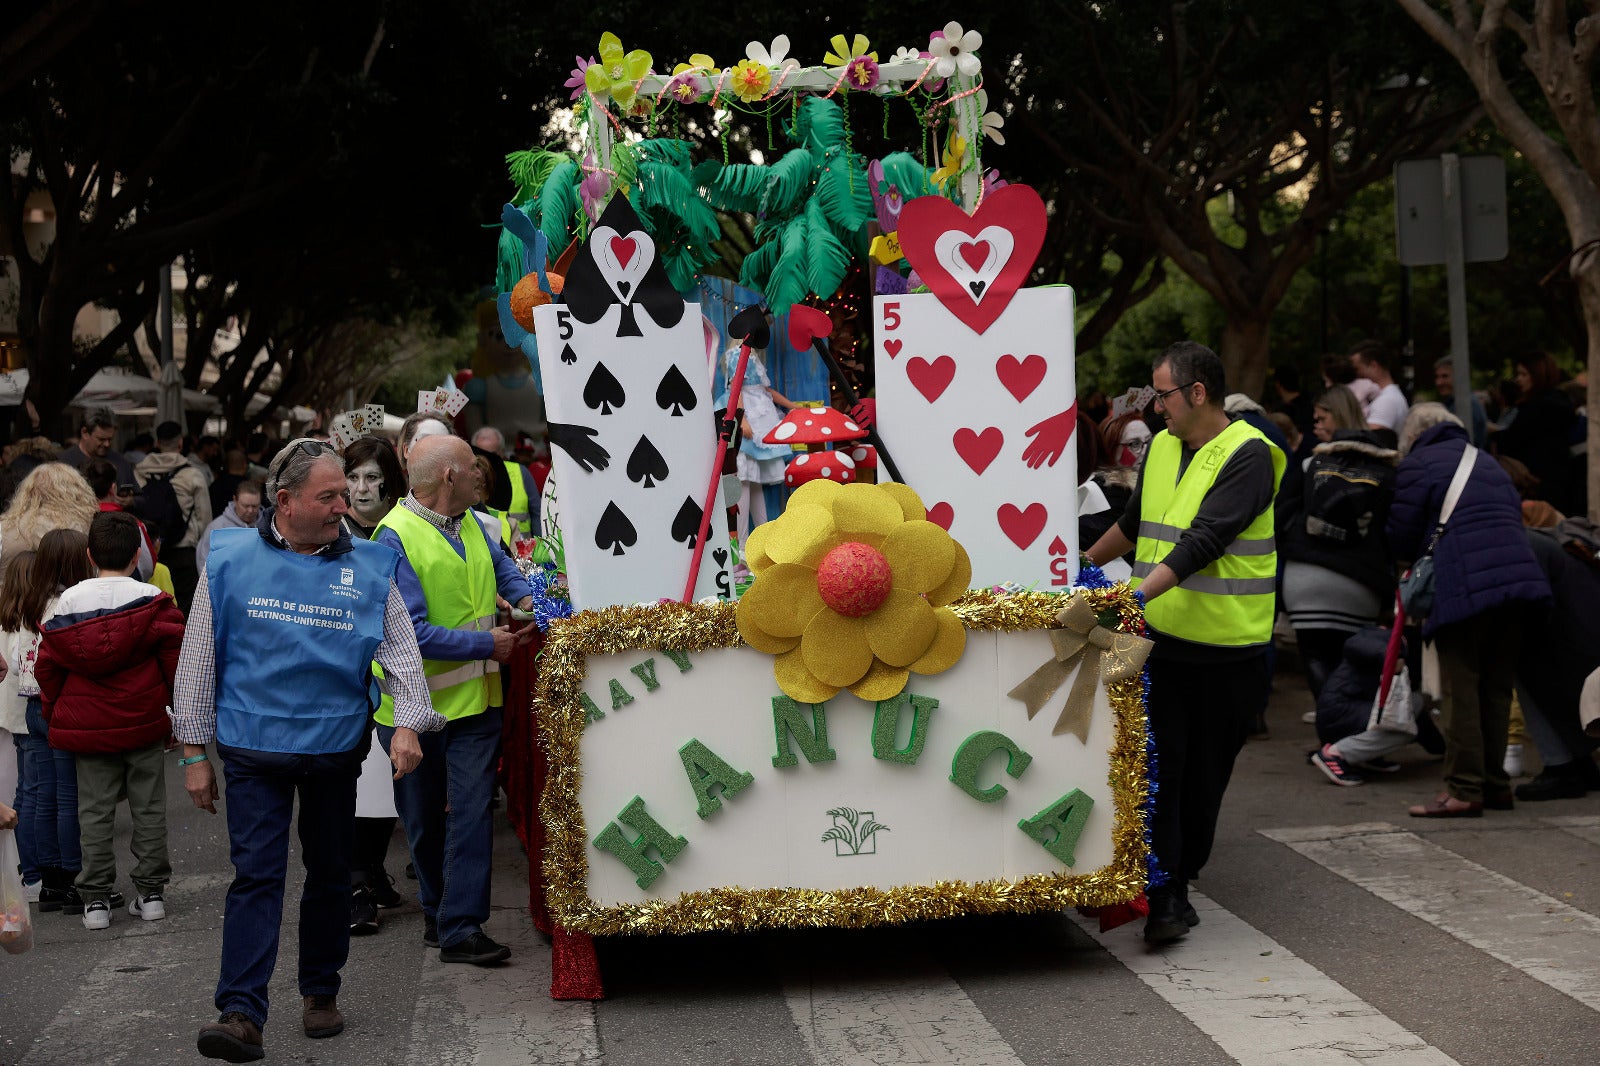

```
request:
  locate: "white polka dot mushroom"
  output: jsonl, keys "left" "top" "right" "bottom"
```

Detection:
{"left": 762, "top": 406, "right": 871, "bottom": 447}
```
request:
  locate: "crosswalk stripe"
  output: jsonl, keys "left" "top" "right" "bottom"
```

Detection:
{"left": 780, "top": 952, "right": 1026, "bottom": 1066}
{"left": 404, "top": 909, "right": 599, "bottom": 1065}
{"left": 1262, "top": 822, "right": 1600, "bottom": 1014}
{"left": 1073, "top": 892, "right": 1459, "bottom": 1065}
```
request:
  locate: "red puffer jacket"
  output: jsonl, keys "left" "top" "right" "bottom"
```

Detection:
{"left": 36, "top": 591, "right": 186, "bottom": 754}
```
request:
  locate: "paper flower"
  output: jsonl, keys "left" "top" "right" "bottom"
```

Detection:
{"left": 890, "top": 46, "right": 923, "bottom": 63}
{"left": 730, "top": 58, "right": 773, "bottom": 102}
{"left": 977, "top": 90, "right": 1006, "bottom": 145}
{"left": 824, "top": 33, "right": 877, "bottom": 69}
{"left": 929, "top": 21, "right": 982, "bottom": 79}
{"left": 672, "top": 54, "right": 719, "bottom": 76}
{"left": 584, "top": 32, "right": 653, "bottom": 109}
{"left": 845, "top": 55, "right": 881, "bottom": 91}
{"left": 747, "top": 35, "right": 799, "bottom": 70}
{"left": 580, "top": 153, "right": 611, "bottom": 218}
{"left": 982, "top": 168, "right": 1009, "bottom": 196}
{"left": 565, "top": 57, "right": 595, "bottom": 102}
{"left": 931, "top": 135, "right": 968, "bottom": 191}
{"left": 662, "top": 70, "right": 706, "bottom": 104}
{"left": 736, "top": 480, "right": 970, "bottom": 704}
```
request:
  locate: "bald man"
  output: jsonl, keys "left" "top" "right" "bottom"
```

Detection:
{"left": 371, "top": 435, "right": 538, "bottom": 966}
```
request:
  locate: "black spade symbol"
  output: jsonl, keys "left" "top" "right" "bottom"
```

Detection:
{"left": 728, "top": 304, "right": 771, "bottom": 349}
{"left": 618, "top": 281, "right": 632, "bottom": 297}
{"left": 670, "top": 496, "right": 703, "bottom": 549}
{"left": 560, "top": 343, "right": 578, "bottom": 365}
{"left": 595, "top": 502, "right": 638, "bottom": 556}
{"left": 625, "top": 436, "right": 670, "bottom": 488}
{"left": 712, "top": 547, "right": 729, "bottom": 568}
{"left": 968, "top": 280, "right": 987, "bottom": 300}
{"left": 583, "top": 362, "right": 626, "bottom": 415}
{"left": 655, "top": 364, "right": 697, "bottom": 417}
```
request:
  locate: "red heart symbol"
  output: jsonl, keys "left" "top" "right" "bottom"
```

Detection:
{"left": 1048, "top": 535, "right": 1068, "bottom": 556}
{"left": 953, "top": 427, "right": 1004, "bottom": 475}
{"left": 998, "top": 503, "right": 1048, "bottom": 550}
{"left": 958, "top": 240, "right": 991, "bottom": 272}
{"left": 610, "top": 236, "right": 637, "bottom": 269}
{"left": 907, "top": 356, "right": 956, "bottom": 403}
{"left": 883, "top": 338, "right": 903, "bottom": 359}
{"left": 926, "top": 502, "right": 955, "bottom": 530}
{"left": 897, "top": 184, "right": 1048, "bottom": 335}
{"left": 996, "top": 353, "right": 1047, "bottom": 403}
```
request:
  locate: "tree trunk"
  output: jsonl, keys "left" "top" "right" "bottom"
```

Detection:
{"left": 1216, "top": 313, "right": 1271, "bottom": 401}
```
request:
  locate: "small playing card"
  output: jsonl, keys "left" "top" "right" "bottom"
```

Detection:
{"left": 330, "top": 413, "right": 357, "bottom": 449}
{"left": 438, "top": 387, "right": 469, "bottom": 417}
{"left": 417, "top": 389, "right": 438, "bottom": 414}
{"left": 364, "top": 403, "right": 385, "bottom": 430}
{"left": 347, "top": 410, "right": 369, "bottom": 435}
{"left": 1111, "top": 385, "right": 1156, "bottom": 419}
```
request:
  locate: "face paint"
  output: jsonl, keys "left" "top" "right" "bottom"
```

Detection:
{"left": 347, "top": 459, "right": 387, "bottom": 523}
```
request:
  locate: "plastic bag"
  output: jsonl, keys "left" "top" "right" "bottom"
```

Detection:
{"left": 0, "top": 828, "right": 35, "bottom": 954}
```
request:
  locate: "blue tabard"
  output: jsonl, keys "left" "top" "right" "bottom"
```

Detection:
{"left": 207, "top": 528, "right": 399, "bottom": 754}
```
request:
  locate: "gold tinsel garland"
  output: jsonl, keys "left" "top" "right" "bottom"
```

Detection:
{"left": 535, "top": 588, "right": 1150, "bottom": 936}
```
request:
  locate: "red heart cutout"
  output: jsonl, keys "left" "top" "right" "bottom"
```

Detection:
{"left": 883, "top": 338, "right": 903, "bottom": 359}
{"left": 953, "top": 427, "right": 1004, "bottom": 475}
{"left": 787, "top": 304, "right": 833, "bottom": 348}
{"left": 907, "top": 356, "right": 956, "bottom": 403}
{"left": 926, "top": 502, "right": 955, "bottom": 530}
{"left": 610, "top": 236, "right": 637, "bottom": 269}
{"left": 998, "top": 503, "right": 1048, "bottom": 550}
{"left": 996, "top": 353, "right": 1047, "bottom": 403}
{"left": 1048, "top": 535, "right": 1068, "bottom": 556}
{"left": 897, "top": 184, "right": 1048, "bottom": 335}
{"left": 958, "top": 240, "right": 991, "bottom": 272}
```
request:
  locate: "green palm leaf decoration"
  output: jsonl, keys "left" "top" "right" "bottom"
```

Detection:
{"left": 537, "top": 159, "right": 581, "bottom": 255}
{"left": 803, "top": 199, "right": 850, "bottom": 303}
{"left": 761, "top": 149, "right": 817, "bottom": 219}
{"left": 879, "top": 151, "right": 939, "bottom": 202}
{"left": 795, "top": 96, "right": 845, "bottom": 155}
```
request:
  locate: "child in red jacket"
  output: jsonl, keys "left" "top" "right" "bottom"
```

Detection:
{"left": 37, "top": 512, "right": 186, "bottom": 931}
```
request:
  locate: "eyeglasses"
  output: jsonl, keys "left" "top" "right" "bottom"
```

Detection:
{"left": 1152, "top": 382, "right": 1195, "bottom": 408}
{"left": 268, "top": 439, "right": 335, "bottom": 485}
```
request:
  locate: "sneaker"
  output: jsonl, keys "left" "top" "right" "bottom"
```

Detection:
{"left": 422, "top": 914, "right": 439, "bottom": 948}
{"left": 197, "top": 1012, "right": 265, "bottom": 1062}
{"left": 128, "top": 892, "right": 166, "bottom": 921}
{"left": 439, "top": 931, "right": 511, "bottom": 965}
{"left": 1503, "top": 743, "right": 1525, "bottom": 778}
{"left": 1312, "top": 746, "right": 1365, "bottom": 787}
{"left": 1355, "top": 756, "right": 1402, "bottom": 774}
{"left": 21, "top": 878, "right": 41, "bottom": 903}
{"left": 81, "top": 900, "right": 112, "bottom": 930}
{"left": 368, "top": 870, "right": 403, "bottom": 910}
{"left": 350, "top": 884, "right": 379, "bottom": 936}
{"left": 61, "top": 888, "right": 122, "bottom": 916}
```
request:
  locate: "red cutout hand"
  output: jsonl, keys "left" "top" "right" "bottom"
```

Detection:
{"left": 1020, "top": 403, "right": 1078, "bottom": 470}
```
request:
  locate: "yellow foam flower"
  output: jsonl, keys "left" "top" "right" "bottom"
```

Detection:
{"left": 931, "top": 135, "right": 968, "bottom": 191}
{"left": 736, "top": 480, "right": 971, "bottom": 704}
{"left": 823, "top": 33, "right": 877, "bottom": 68}
{"left": 672, "top": 54, "right": 719, "bottom": 76}
{"left": 729, "top": 58, "right": 773, "bottom": 102}
{"left": 584, "top": 32, "right": 653, "bottom": 110}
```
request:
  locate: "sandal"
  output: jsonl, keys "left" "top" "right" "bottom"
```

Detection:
{"left": 1408, "top": 794, "right": 1483, "bottom": 818}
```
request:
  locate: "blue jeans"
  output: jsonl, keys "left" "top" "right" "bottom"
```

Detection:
{"left": 379, "top": 707, "right": 502, "bottom": 948}
{"left": 14, "top": 698, "right": 80, "bottom": 877}
{"left": 214, "top": 742, "right": 362, "bottom": 1029}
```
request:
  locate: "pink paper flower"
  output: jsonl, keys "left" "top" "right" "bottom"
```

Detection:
{"left": 565, "top": 56, "right": 595, "bottom": 101}
{"left": 580, "top": 154, "right": 611, "bottom": 217}
{"left": 846, "top": 55, "right": 881, "bottom": 91}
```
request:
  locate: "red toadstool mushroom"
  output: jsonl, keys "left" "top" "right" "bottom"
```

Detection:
{"left": 763, "top": 406, "right": 869, "bottom": 446}
{"left": 784, "top": 450, "right": 857, "bottom": 487}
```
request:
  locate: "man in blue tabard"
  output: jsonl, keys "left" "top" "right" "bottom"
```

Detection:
{"left": 173, "top": 439, "right": 446, "bottom": 1063}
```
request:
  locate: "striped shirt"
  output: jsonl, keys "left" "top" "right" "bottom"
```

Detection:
{"left": 170, "top": 521, "right": 445, "bottom": 744}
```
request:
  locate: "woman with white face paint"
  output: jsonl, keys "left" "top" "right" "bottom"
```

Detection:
{"left": 340, "top": 435, "right": 409, "bottom": 934}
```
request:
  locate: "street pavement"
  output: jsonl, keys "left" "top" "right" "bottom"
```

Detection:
{"left": 3, "top": 667, "right": 1599, "bottom": 1066}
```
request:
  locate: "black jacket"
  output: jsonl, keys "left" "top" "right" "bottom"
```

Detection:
{"left": 1277, "top": 432, "right": 1399, "bottom": 597}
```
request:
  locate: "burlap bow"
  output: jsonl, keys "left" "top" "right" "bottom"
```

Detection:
{"left": 1007, "top": 591, "right": 1153, "bottom": 742}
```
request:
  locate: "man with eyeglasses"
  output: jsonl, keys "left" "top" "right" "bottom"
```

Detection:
{"left": 1084, "top": 341, "right": 1285, "bottom": 946}
{"left": 172, "top": 438, "right": 446, "bottom": 1062}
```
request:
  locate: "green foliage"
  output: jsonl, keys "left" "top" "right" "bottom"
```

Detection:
{"left": 537, "top": 160, "right": 582, "bottom": 255}
{"left": 506, "top": 147, "right": 573, "bottom": 208}
{"left": 762, "top": 149, "right": 817, "bottom": 218}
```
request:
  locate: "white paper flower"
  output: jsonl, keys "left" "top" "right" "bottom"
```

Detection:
{"left": 929, "top": 21, "right": 982, "bottom": 79}
{"left": 890, "top": 46, "right": 922, "bottom": 64}
{"left": 746, "top": 34, "right": 800, "bottom": 71}
{"left": 977, "top": 89, "right": 1006, "bottom": 145}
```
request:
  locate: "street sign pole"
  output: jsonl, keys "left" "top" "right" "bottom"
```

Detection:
{"left": 1439, "top": 154, "right": 1473, "bottom": 428}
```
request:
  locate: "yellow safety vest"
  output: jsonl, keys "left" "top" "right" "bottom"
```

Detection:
{"left": 373, "top": 504, "right": 502, "bottom": 724}
{"left": 1131, "top": 419, "right": 1285, "bottom": 647}
{"left": 502, "top": 460, "right": 532, "bottom": 540}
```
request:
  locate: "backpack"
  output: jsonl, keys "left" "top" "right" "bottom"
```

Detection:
{"left": 1302, "top": 444, "right": 1397, "bottom": 544}
{"left": 133, "top": 470, "right": 192, "bottom": 547}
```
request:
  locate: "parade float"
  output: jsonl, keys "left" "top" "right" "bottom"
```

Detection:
{"left": 493, "top": 23, "right": 1157, "bottom": 999}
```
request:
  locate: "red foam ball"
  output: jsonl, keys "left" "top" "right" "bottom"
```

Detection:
{"left": 816, "top": 541, "right": 892, "bottom": 618}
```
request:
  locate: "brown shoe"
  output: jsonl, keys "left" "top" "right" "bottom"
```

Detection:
{"left": 197, "top": 1012, "right": 264, "bottom": 1062}
{"left": 1408, "top": 793, "right": 1483, "bottom": 818}
{"left": 302, "top": 994, "right": 345, "bottom": 1039}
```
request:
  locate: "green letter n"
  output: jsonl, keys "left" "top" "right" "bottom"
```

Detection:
{"left": 771, "top": 696, "right": 836, "bottom": 768}
{"left": 592, "top": 796, "right": 688, "bottom": 890}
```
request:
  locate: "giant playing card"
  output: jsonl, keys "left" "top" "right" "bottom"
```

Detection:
{"left": 873, "top": 186, "right": 1078, "bottom": 591}
{"left": 533, "top": 196, "right": 731, "bottom": 610}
